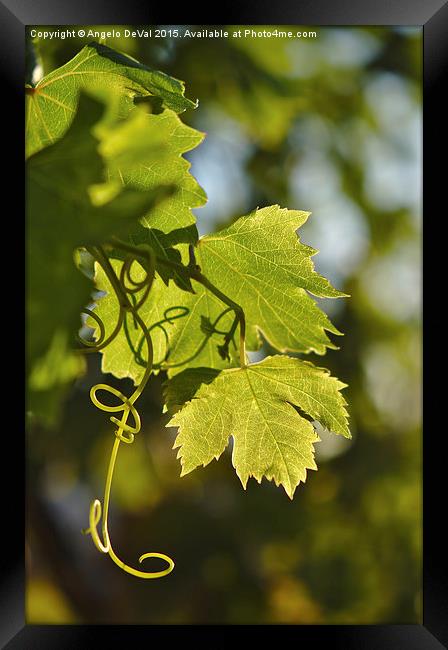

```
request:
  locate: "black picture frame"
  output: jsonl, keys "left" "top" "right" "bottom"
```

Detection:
{"left": 3, "top": 0, "right": 442, "bottom": 646}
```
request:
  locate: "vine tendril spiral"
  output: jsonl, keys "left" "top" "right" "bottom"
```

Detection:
{"left": 76, "top": 240, "right": 248, "bottom": 579}
{"left": 79, "top": 245, "right": 175, "bottom": 579}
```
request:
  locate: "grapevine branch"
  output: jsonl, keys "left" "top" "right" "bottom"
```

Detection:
{"left": 79, "top": 244, "right": 174, "bottom": 578}
{"left": 78, "top": 238, "right": 248, "bottom": 578}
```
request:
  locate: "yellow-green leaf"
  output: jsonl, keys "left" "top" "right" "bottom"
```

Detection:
{"left": 197, "top": 205, "right": 347, "bottom": 355}
{"left": 168, "top": 355, "right": 350, "bottom": 498}
{"left": 26, "top": 41, "right": 197, "bottom": 158}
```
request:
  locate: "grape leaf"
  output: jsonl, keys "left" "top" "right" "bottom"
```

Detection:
{"left": 26, "top": 41, "right": 197, "bottom": 158}
{"left": 27, "top": 94, "right": 172, "bottom": 365}
{"left": 100, "top": 106, "right": 206, "bottom": 240}
{"left": 27, "top": 94, "right": 171, "bottom": 424}
{"left": 197, "top": 205, "right": 348, "bottom": 355}
{"left": 26, "top": 40, "right": 207, "bottom": 253}
{"left": 167, "top": 355, "right": 350, "bottom": 498}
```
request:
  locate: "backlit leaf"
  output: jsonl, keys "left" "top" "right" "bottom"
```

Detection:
{"left": 168, "top": 355, "right": 350, "bottom": 498}
{"left": 26, "top": 41, "right": 197, "bottom": 158}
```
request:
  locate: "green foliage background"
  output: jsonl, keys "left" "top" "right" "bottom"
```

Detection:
{"left": 26, "top": 25, "right": 422, "bottom": 624}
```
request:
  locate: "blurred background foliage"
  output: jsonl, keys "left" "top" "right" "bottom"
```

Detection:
{"left": 26, "top": 25, "right": 422, "bottom": 624}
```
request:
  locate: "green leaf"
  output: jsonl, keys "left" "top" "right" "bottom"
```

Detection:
{"left": 26, "top": 41, "right": 197, "bottom": 158}
{"left": 197, "top": 205, "right": 347, "bottom": 355}
{"left": 27, "top": 62, "right": 206, "bottom": 243}
{"left": 27, "top": 94, "right": 169, "bottom": 365}
{"left": 100, "top": 107, "right": 206, "bottom": 239}
{"left": 168, "top": 355, "right": 349, "bottom": 498}
{"left": 26, "top": 41, "right": 207, "bottom": 265}
{"left": 27, "top": 94, "right": 170, "bottom": 424}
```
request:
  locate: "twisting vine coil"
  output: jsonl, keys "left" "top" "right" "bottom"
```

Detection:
{"left": 78, "top": 244, "right": 175, "bottom": 578}
{"left": 77, "top": 240, "right": 246, "bottom": 578}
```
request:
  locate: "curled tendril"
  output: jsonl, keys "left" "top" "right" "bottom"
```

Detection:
{"left": 76, "top": 240, "right": 247, "bottom": 579}
{"left": 79, "top": 245, "right": 174, "bottom": 579}
{"left": 119, "top": 251, "right": 155, "bottom": 312}
{"left": 123, "top": 305, "right": 190, "bottom": 368}
{"left": 162, "top": 306, "right": 237, "bottom": 370}
{"left": 124, "top": 303, "right": 237, "bottom": 372}
{"left": 77, "top": 307, "right": 106, "bottom": 348}
{"left": 75, "top": 245, "right": 155, "bottom": 355}
{"left": 90, "top": 384, "right": 141, "bottom": 443}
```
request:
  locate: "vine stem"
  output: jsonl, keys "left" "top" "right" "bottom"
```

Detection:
{"left": 192, "top": 270, "right": 247, "bottom": 368}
